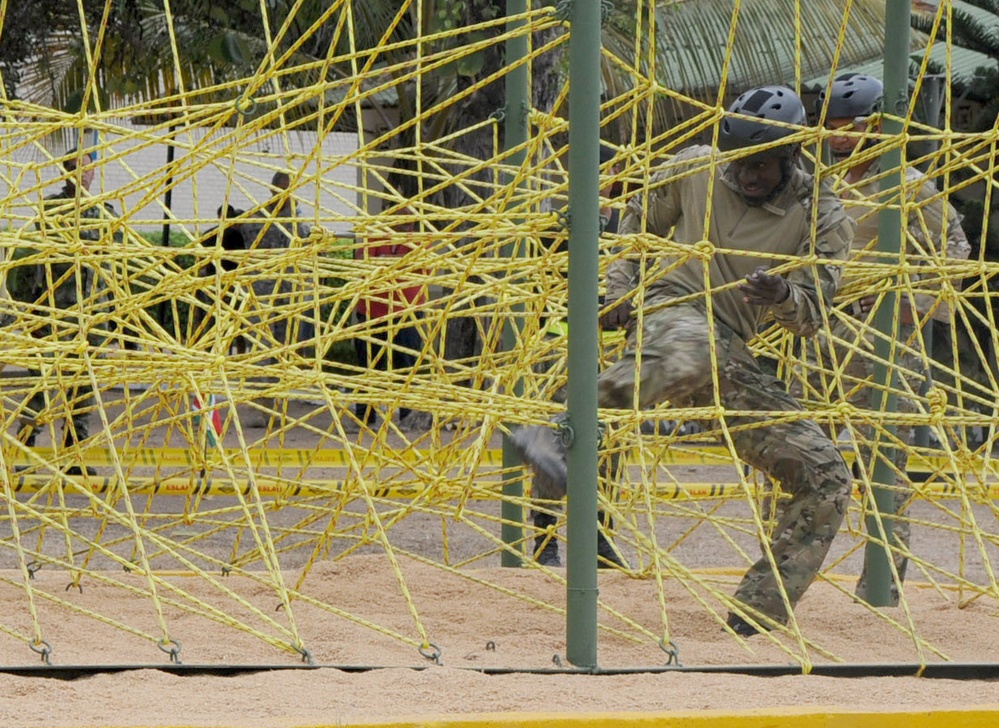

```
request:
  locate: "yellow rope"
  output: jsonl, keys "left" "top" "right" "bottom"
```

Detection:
{"left": 0, "top": 0, "right": 997, "bottom": 668}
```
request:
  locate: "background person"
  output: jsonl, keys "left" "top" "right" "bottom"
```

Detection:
{"left": 270, "top": 170, "right": 319, "bottom": 358}
{"left": 813, "top": 73, "right": 971, "bottom": 604}
{"left": 352, "top": 206, "right": 427, "bottom": 428}
{"left": 8, "top": 147, "right": 117, "bottom": 475}
{"left": 193, "top": 204, "right": 248, "bottom": 355}
{"left": 242, "top": 169, "right": 312, "bottom": 363}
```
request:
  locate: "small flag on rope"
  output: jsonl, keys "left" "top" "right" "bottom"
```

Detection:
{"left": 192, "top": 394, "right": 224, "bottom": 448}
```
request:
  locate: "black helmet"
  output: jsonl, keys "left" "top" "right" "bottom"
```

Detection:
{"left": 819, "top": 73, "right": 883, "bottom": 119}
{"left": 719, "top": 85, "right": 806, "bottom": 155}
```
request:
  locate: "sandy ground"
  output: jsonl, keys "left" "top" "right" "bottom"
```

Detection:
{"left": 2, "top": 556, "right": 999, "bottom": 727}
{"left": 2, "top": 666, "right": 999, "bottom": 728}
{"left": 3, "top": 397, "right": 999, "bottom": 726}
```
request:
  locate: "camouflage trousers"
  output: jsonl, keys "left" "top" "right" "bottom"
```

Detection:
{"left": 599, "top": 301, "right": 851, "bottom": 626}
{"left": 20, "top": 348, "right": 93, "bottom": 446}
{"left": 792, "top": 317, "right": 924, "bottom": 605}
{"left": 250, "top": 276, "right": 293, "bottom": 360}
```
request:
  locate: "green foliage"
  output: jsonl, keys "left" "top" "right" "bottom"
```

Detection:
{"left": 911, "top": 2, "right": 999, "bottom": 130}
{"left": 911, "top": 3, "right": 999, "bottom": 60}
{"left": 135, "top": 229, "right": 191, "bottom": 247}
{"left": 0, "top": 0, "right": 73, "bottom": 98}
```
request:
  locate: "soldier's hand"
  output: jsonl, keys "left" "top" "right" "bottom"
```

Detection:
{"left": 599, "top": 297, "right": 633, "bottom": 330}
{"left": 858, "top": 294, "right": 917, "bottom": 326}
{"left": 740, "top": 266, "right": 790, "bottom": 306}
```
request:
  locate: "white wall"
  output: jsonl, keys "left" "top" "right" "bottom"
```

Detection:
{"left": 0, "top": 120, "right": 359, "bottom": 241}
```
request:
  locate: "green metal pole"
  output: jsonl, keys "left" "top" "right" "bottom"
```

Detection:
{"left": 501, "top": 0, "right": 529, "bottom": 568}
{"left": 912, "top": 75, "right": 945, "bottom": 450}
{"left": 862, "top": 0, "right": 911, "bottom": 607}
{"left": 565, "top": 0, "right": 601, "bottom": 669}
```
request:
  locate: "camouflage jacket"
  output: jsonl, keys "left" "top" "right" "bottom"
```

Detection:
{"left": 833, "top": 158, "right": 971, "bottom": 323}
{"left": 609, "top": 145, "right": 854, "bottom": 343}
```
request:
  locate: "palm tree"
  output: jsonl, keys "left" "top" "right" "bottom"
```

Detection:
{"left": 0, "top": 0, "right": 74, "bottom": 99}
{"left": 912, "top": 0, "right": 999, "bottom": 131}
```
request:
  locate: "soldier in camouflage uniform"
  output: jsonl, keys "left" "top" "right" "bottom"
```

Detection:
{"left": 8, "top": 148, "right": 116, "bottom": 474}
{"left": 814, "top": 74, "right": 971, "bottom": 604}
{"left": 514, "top": 86, "right": 855, "bottom": 635}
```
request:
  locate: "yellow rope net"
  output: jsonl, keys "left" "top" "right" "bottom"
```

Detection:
{"left": 0, "top": 0, "right": 996, "bottom": 669}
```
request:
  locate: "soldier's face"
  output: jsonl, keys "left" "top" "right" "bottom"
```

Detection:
{"left": 825, "top": 116, "right": 879, "bottom": 160}
{"left": 730, "top": 153, "right": 785, "bottom": 206}
{"left": 66, "top": 161, "right": 94, "bottom": 190}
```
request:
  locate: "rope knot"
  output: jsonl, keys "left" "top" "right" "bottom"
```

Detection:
{"left": 926, "top": 387, "right": 947, "bottom": 421}
{"left": 692, "top": 240, "right": 715, "bottom": 259}
{"left": 834, "top": 401, "right": 854, "bottom": 420}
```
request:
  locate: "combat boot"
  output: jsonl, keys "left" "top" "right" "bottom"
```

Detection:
{"left": 511, "top": 423, "right": 568, "bottom": 499}
{"left": 725, "top": 612, "right": 769, "bottom": 638}
{"left": 63, "top": 428, "right": 96, "bottom": 476}
{"left": 532, "top": 511, "right": 561, "bottom": 567}
{"left": 596, "top": 511, "right": 625, "bottom": 569}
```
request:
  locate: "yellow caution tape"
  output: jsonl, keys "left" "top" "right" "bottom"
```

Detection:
{"left": 2, "top": 445, "right": 991, "bottom": 473}
{"left": 5, "top": 474, "right": 996, "bottom": 501}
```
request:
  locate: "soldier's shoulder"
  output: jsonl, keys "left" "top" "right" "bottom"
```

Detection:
{"left": 673, "top": 144, "right": 714, "bottom": 161}
{"left": 668, "top": 144, "right": 714, "bottom": 168}
{"left": 903, "top": 165, "right": 930, "bottom": 183}
{"left": 902, "top": 165, "right": 945, "bottom": 199}
{"left": 796, "top": 173, "right": 846, "bottom": 215}
{"left": 649, "top": 145, "right": 714, "bottom": 183}
{"left": 792, "top": 173, "right": 853, "bottom": 246}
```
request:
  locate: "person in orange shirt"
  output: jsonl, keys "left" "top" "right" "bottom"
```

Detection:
{"left": 353, "top": 207, "right": 427, "bottom": 426}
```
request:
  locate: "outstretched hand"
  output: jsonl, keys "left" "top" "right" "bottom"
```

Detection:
{"left": 599, "top": 297, "right": 634, "bottom": 330}
{"left": 739, "top": 266, "right": 790, "bottom": 306}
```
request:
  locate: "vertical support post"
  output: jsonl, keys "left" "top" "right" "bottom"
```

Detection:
{"left": 565, "top": 0, "right": 601, "bottom": 669}
{"left": 912, "top": 75, "right": 946, "bottom": 449}
{"left": 159, "top": 124, "right": 178, "bottom": 339}
{"left": 863, "top": 0, "right": 911, "bottom": 606}
{"left": 160, "top": 133, "right": 176, "bottom": 248}
{"left": 501, "top": 0, "right": 529, "bottom": 567}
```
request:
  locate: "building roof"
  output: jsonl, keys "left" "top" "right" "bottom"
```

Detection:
{"left": 802, "top": 1, "right": 998, "bottom": 90}
{"left": 802, "top": 42, "right": 997, "bottom": 91}
{"left": 654, "top": 0, "right": 929, "bottom": 97}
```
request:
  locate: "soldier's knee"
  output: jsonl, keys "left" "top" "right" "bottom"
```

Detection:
{"left": 770, "top": 444, "right": 850, "bottom": 497}
{"left": 598, "top": 375, "right": 635, "bottom": 410}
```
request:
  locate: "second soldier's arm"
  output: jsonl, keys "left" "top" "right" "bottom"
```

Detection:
{"left": 601, "top": 215, "right": 639, "bottom": 329}
{"left": 907, "top": 175, "right": 971, "bottom": 323}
